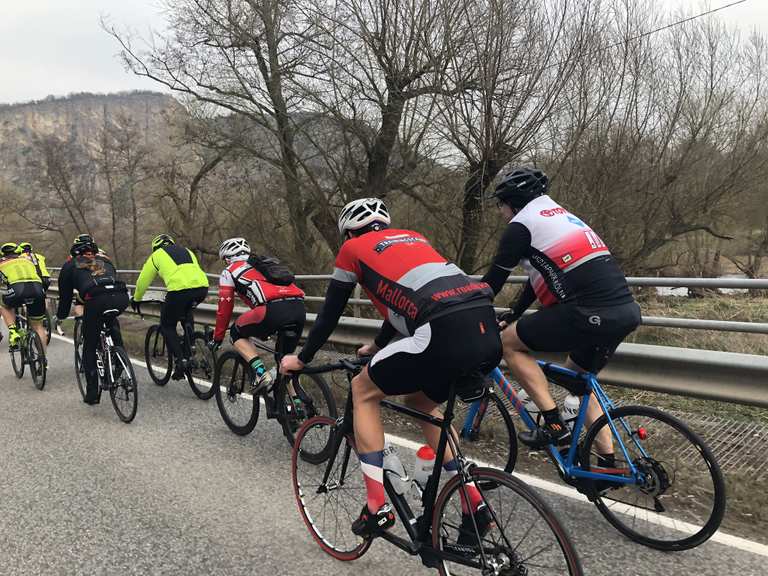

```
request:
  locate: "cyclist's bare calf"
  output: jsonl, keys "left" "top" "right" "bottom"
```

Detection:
{"left": 563, "top": 357, "right": 613, "bottom": 455}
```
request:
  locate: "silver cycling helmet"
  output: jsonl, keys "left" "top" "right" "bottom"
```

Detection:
{"left": 219, "top": 237, "right": 251, "bottom": 260}
{"left": 337, "top": 198, "right": 391, "bottom": 235}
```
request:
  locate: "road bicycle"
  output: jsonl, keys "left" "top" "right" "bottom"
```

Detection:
{"left": 456, "top": 362, "right": 726, "bottom": 551}
{"left": 213, "top": 323, "right": 337, "bottom": 446}
{"left": 292, "top": 357, "right": 583, "bottom": 575}
{"left": 9, "top": 301, "right": 47, "bottom": 390}
{"left": 73, "top": 308, "right": 138, "bottom": 422}
{"left": 139, "top": 299, "right": 216, "bottom": 400}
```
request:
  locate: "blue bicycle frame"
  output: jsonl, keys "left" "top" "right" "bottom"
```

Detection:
{"left": 461, "top": 363, "right": 650, "bottom": 486}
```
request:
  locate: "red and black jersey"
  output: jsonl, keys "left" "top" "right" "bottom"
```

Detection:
{"left": 332, "top": 229, "right": 493, "bottom": 336}
{"left": 213, "top": 256, "right": 304, "bottom": 341}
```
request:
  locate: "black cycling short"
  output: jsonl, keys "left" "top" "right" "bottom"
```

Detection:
{"left": 368, "top": 305, "right": 502, "bottom": 404}
{"left": 2, "top": 282, "right": 46, "bottom": 319}
{"left": 515, "top": 301, "right": 641, "bottom": 373}
{"left": 231, "top": 299, "right": 306, "bottom": 355}
{"left": 162, "top": 286, "right": 209, "bottom": 359}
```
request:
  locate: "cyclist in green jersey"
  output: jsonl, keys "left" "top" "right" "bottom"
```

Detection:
{"left": 16, "top": 242, "right": 51, "bottom": 291}
{"left": 0, "top": 242, "right": 47, "bottom": 352}
{"left": 132, "top": 234, "right": 209, "bottom": 379}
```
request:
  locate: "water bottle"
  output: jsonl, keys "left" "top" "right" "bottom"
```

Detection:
{"left": 412, "top": 444, "right": 436, "bottom": 489}
{"left": 561, "top": 394, "right": 581, "bottom": 432}
{"left": 382, "top": 441, "right": 410, "bottom": 495}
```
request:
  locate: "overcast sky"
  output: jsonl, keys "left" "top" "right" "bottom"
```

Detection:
{"left": 0, "top": 0, "right": 766, "bottom": 105}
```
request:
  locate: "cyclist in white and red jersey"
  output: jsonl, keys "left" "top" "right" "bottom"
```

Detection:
{"left": 482, "top": 168, "right": 641, "bottom": 461}
{"left": 281, "top": 198, "right": 501, "bottom": 540}
{"left": 210, "top": 238, "right": 305, "bottom": 391}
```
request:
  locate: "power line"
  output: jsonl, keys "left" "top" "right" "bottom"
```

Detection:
{"left": 549, "top": 0, "right": 749, "bottom": 69}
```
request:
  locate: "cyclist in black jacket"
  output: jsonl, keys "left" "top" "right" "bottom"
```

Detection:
{"left": 56, "top": 235, "right": 129, "bottom": 404}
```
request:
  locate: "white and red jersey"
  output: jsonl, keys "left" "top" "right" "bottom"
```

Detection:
{"left": 213, "top": 256, "right": 304, "bottom": 341}
{"left": 512, "top": 195, "right": 611, "bottom": 306}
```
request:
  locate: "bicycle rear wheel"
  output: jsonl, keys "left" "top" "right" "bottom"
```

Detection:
{"left": 433, "top": 467, "right": 582, "bottom": 575}
{"left": 186, "top": 331, "right": 215, "bottom": 400}
{"left": 214, "top": 351, "right": 259, "bottom": 435}
{"left": 28, "top": 331, "right": 47, "bottom": 390}
{"left": 10, "top": 341, "right": 25, "bottom": 379}
{"left": 144, "top": 325, "right": 171, "bottom": 386}
{"left": 109, "top": 346, "right": 138, "bottom": 423}
{"left": 292, "top": 416, "right": 372, "bottom": 561}
{"left": 73, "top": 318, "right": 86, "bottom": 399}
{"left": 276, "top": 372, "right": 337, "bottom": 447}
{"left": 580, "top": 405, "right": 725, "bottom": 551}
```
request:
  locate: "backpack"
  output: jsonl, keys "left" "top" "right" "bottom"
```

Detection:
{"left": 247, "top": 254, "right": 295, "bottom": 286}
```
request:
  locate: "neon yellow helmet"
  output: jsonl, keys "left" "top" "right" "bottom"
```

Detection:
{"left": 17, "top": 242, "right": 32, "bottom": 254}
{"left": 151, "top": 233, "right": 175, "bottom": 251}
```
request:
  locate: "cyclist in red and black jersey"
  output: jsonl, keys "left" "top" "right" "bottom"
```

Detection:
{"left": 210, "top": 238, "right": 305, "bottom": 391}
{"left": 482, "top": 168, "right": 641, "bottom": 459}
{"left": 281, "top": 198, "right": 501, "bottom": 539}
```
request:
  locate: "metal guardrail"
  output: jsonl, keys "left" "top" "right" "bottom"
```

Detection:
{"left": 47, "top": 268, "right": 768, "bottom": 334}
{"left": 46, "top": 283, "right": 768, "bottom": 408}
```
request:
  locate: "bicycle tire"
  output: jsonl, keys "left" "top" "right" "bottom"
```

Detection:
{"left": 43, "top": 311, "right": 52, "bottom": 345}
{"left": 457, "top": 390, "right": 518, "bottom": 475}
{"left": 579, "top": 405, "right": 726, "bottom": 551}
{"left": 432, "top": 467, "right": 582, "bottom": 575}
{"left": 109, "top": 346, "right": 138, "bottom": 423}
{"left": 10, "top": 340, "right": 25, "bottom": 379}
{"left": 214, "top": 351, "right": 259, "bottom": 435}
{"left": 185, "top": 331, "right": 215, "bottom": 400}
{"left": 276, "top": 372, "right": 337, "bottom": 447}
{"left": 144, "top": 325, "right": 171, "bottom": 386}
{"left": 28, "top": 331, "right": 47, "bottom": 390}
{"left": 292, "top": 416, "right": 372, "bottom": 561}
{"left": 73, "top": 318, "right": 86, "bottom": 399}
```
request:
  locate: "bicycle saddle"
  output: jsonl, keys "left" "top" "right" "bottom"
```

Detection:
{"left": 540, "top": 363, "right": 590, "bottom": 396}
{"left": 102, "top": 308, "right": 122, "bottom": 318}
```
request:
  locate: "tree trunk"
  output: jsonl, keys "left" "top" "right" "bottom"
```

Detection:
{"left": 458, "top": 160, "right": 503, "bottom": 273}
{"left": 366, "top": 93, "right": 406, "bottom": 198}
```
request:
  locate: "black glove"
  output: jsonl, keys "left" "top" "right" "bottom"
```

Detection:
{"left": 497, "top": 309, "right": 521, "bottom": 326}
{"left": 130, "top": 298, "right": 140, "bottom": 314}
{"left": 207, "top": 339, "right": 221, "bottom": 353}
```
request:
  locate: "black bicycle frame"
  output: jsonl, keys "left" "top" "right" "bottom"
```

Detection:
{"left": 318, "top": 374, "right": 484, "bottom": 569}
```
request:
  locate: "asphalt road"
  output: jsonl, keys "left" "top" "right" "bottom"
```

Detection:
{"left": 0, "top": 334, "right": 765, "bottom": 576}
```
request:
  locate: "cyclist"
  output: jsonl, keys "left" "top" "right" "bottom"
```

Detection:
{"left": 131, "top": 234, "right": 209, "bottom": 380}
{"left": 481, "top": 167, "right": 641, "bottom": 468}
{"left": 209, "top": 238, "right": 305, "bottom": 391}
{"left": 56, "top": 235, "right": 129, "bottom": 404}
{"left": 281, "top": 198, "right": 501, "bottom": 539}
{"left": 0, "top": 242, "right": 47, "bottom": 353}
{"left": 16, "top": 242, "right": 51, "bottom": 291}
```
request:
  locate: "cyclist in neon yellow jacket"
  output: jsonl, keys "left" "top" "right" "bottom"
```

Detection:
{"left": 132, "top": 234, "right": 209, "bottom": 379}
{"left": 0, "top": 242, "right": 47, "bottom": 352}
{"left": 16, "top": 242, "right": 51, "bottom": 291}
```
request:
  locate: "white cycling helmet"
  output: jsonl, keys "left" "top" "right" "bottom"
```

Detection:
{"left": 219, "top": 237, "right": 251, "bottom": 260}
{"left": 337, "top": 197, "right": 391, "bottom": 235}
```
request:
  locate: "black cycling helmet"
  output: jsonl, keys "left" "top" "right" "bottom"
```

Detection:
{"left": 71, "top": 234, "right": 98, "bottom": 257}
{"left": 491, "top": 167, "right": 548, "bottom": 209}
{"left": 1, "top": 242, "right": 18, "bottom": 256}
{"left": 151, "top": 233, "right": 175, "bottom": 252}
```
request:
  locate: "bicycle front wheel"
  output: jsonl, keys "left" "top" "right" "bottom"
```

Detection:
{"left": 186, "top": 331, "right": 215, "bottom": 400}
{"left": 433, "top": 467, "right": 582, "bottom": 575}
{"left": 580, "top": 405, "right": 726, "bottom": 551}
{"left": 454, "top": 390, "right": 517, "bottom": 474}
{"left": 276, "top": 372, "right": 337, "bottom": 447}
{"left": 109, "top": 346, "right": 138, "bottom": 423}
{"left": 214, "top": 351, "right": 259, "bottom": 435}
{"left": 10, "top": 341, "right": 25, "bottom": 379}
{"left": 292, "top": 416, "right": 372, "bottom": 561}
{"left": 73, "top": 318, "right": 86, "bottom": 399}
{"left": 28, "top": 331, "right": 47, "bottom": 390}
{"left": 144, "top": 325, "right": 171, "bottom": 386}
